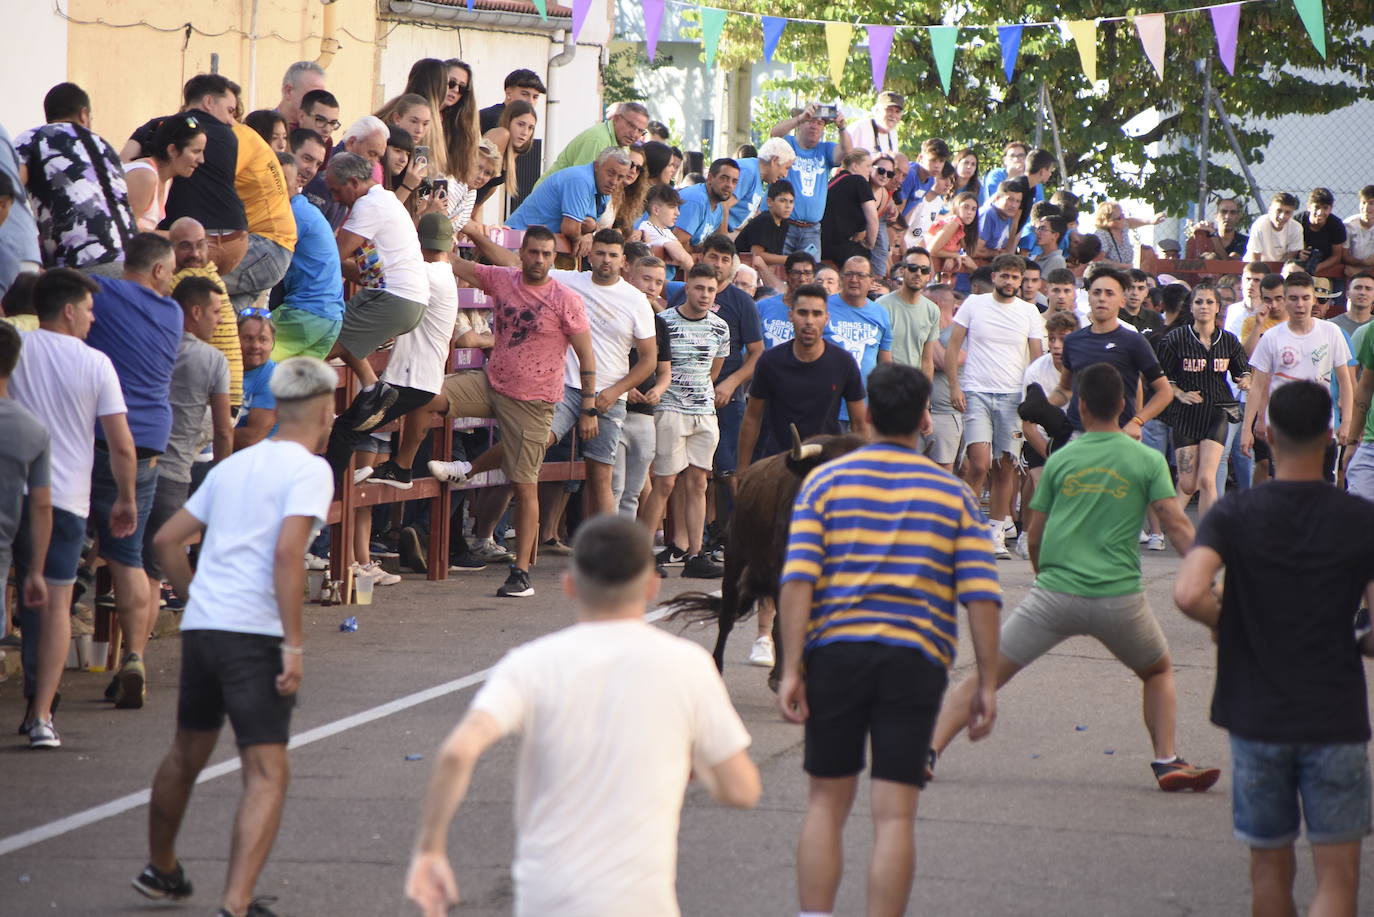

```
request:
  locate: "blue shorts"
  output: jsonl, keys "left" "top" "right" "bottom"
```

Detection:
{"left": 550, "top": 385, "right": 626, "bottom": 466}
{"left": 963, "top": 391, "right": 1023, "bottom": 459}
{"left": 1230, "top": 734, "right": 1372, "bottom": 848}
{"left": 12, "top": 505, "right": 87, "bottom": 589}
{"left": 713, "top": 399, "right": 745, "bottom": 474}
{"left": 89, "top": 446, "right": 160, "bottom": 569}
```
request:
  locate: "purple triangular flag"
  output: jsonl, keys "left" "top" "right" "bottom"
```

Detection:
{"left": 644, "top": 0, "right": 666, "bottom": 62}
{"left": 867, "top": 25, "right": 895, "bottom": 91}
{"left": 572, "top": 0, "right": 591, "bottom": 41}
{"left": 998, "top": 24, "right": 1022, "bottom": 83}
{"left": 762, "top": 16, "right": 787, "bottom": 63}
{"left": 1210, "top": 2, "right": 1241, "bottom": 75}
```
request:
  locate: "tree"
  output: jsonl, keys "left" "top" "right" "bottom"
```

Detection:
{"left": 691, "top": 0, "right": 1372, "bottom": 212}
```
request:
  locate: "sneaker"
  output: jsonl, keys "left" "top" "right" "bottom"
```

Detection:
{"left": 469, "top": 537, "right": 515, "bottom": 563}
{"left": 368, "top": 459, "right": 414, "bottom": 490}
{"left": 428, "top": 459, "right": 472, "bottom": 486}
{"left": 541, "top": 538, "right": 573, "bottom": 555}
{"left": 497, "top": 567, "right": 534, "bottom": 598}
{"left": 28, "top": 717, "right": 60, "bottom": 749}
{"left": 131, "top": 861, "right": 194, "bottom": 900}
{"left": 1138, "top": 529, "right": 1150, "bottom": 544}
{"left": 349, "top": 382, "right": 398, "bottom": 432}
{"left": 351, "top": 464, "right": 376, "bottom": 485}
{"left": 17, "top": 692, "right": 59, "bottom": 735}
{"left": 709, "top": 545, "right": 726, "bottom": 564}
{"left": 682, "top": 553, "right": 724, "bottom": 578}
{"left": 360, "top": 561, "right": 401, "bottom": 586}
{"left": 656, "top": 544, "right": 687, "bottom": 566}
{"left": 398, "top": 526, "right": 427, "bottom": 574}
{"left": 114, "top": 653, "right": 147, "bottom": 709}
{"left": 990, "top": 525, "right": 1011, "bottom": 560}
{"left": 448, "top": 552, "right": 487, "bottom": 572}
{"left": 216, "top": 898, "right": 281, "bottom": 917}
{"left": 747, "top": 635, "right": 775, "bottom": 667}
{"left": 1146, "top": 533, "right": 1167, "bottom": 552}
{"left": 1151, "top": 757, "right": 1221, "bottom": 792}
{"left": 1002, "top": 517, "right": 1018, "bottom": 539}
{"left": 1013, "top": 531, "right": 1029, "bottom": 559}
{"left": 304, "top": 553, "right": 329, "bottom": 571}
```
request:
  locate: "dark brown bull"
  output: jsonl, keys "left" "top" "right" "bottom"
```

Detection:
{"left": 671, "top": 427, "right": 866, "bottom": 685}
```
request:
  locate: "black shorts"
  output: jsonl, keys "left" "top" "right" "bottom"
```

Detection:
{"left": 1172, "top": 407, "right": 1230, "bottom": 449}
{"left": 803, "top": 642, "right": 948, "bottom": 787}
{"left": 178, "top": 630, "right": 295, "bottom": 746}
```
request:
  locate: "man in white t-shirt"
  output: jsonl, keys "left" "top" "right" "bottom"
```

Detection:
{"left": 324, "top": 152, "right": 430, "bottom": 432}
{"left": 1345, "top": 186, "right": 1374, "bottom": 275}
{"left": 1244, "top": 192, "right": 1304, "bottom": 263}
{"left": 137, "top": 357, "right": 335, "bottom": 917}
{"left": 10, "top": 268, "right": 138, "bottom": 747}
{"left": 405, "top": 515, "right": 759, "bottom": 917}
{"left": 945, "top": 253, "right": 1044, "bottom": 556}
{"left": 1242, "top": 272, "right": 1355, "bottom": 480}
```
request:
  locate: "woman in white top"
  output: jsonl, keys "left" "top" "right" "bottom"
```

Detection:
{"left": 125, "top": 115, "right": 206, "bottom": 232}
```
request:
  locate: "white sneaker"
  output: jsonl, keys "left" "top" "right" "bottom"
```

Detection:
{"left": 1014, "top": 531, "right": 1029, "bottom": 559}
{"left": 352, "top": 465, "right": 376, "bottom": 485}
{"left": 990, "top": 524, "right": 1011, "bottom": 559}
{"left": 360, "top": 561, "right": 401, "bottom": 585}
{"left": 747, "top": 635, "right": 775, "bottom": 667}
{"left": 1146, "top": 533, "right": 1167, "bottom": 551}
{"left": 469, "top": 537, "right": 516, "bottom": 563}
{"left": 1138, "top": 529, "right": 1150, "bottom": 544}
{"left": 1002, "top": 517, "right": 1018, "bottom": 538}
{"left": 304, "top": 553, "right": 329, "bottom": 571}
{"left": 428, "top": 459, "right": 472, "bottom": 485}
{"left": 28, "top": 717, "right": 60, "bottom": 749}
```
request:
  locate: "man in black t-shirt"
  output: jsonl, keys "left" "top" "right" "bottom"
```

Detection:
{"left": 819, "top": 149, "right": 877, "bottom": 266}
{"left": 1176, "top": 380, "right": 1374, "bottom": 917}
{"left": 1297, "top": 186, "right": 1348, "bottom": 276}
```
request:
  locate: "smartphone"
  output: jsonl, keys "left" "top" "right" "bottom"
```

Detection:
{"left": 415, "top": 145, "right": 430, "bottom": 158}
{"left": 436, "top": 182, "right": 448, "bottom": 201}
{"left": 815, "top": 104, "right": 839, "bottom": 122}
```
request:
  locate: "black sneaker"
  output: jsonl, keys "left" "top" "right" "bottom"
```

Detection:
{"left": 216, "top": 897, "right": 281, "bottom": 917}
{"left": 17, "top": 692, "right": 59, "bottom": 735}
{"left": 682, "top": 553, "right": 724, "bottom": 578}
{"left": 369, "top": 459, "right": 414, "bottom": 490}
{"left": 132, "top": 861, "right": 193, "bottom": 900}
{"left": 497, "top": 567, "right": 534, "bottom": 597}
{"left": 448, "top": 551, "right": 487, "bottom": 572}
{"left": 349, "top": 382, "right": 399, "bottom": 432}
{"left": 398, "top": 525, "right": 427, "bottom": 574}
{"left": 656, "top": 544, "right": 687, "bottom": 566}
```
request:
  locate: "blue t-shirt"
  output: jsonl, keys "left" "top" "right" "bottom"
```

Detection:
{"left": 281, "top": 194, "right": 344, "bottom": 321}
{"left": 757, "top": 294, "right": 792, "bottom": 349}
{"left": 825, "top": 294, "right": 892, "bottom": 420}
{"left": 87, "top": 276, "right": 182, "bottom": 452}
{"left": 898, "top": 168, "right": 935, "bottom": 218}
{"left": 727, "top": 157, "right": 765, "bottom": 231}
{"left": 784, "top": 136, "right": 839, "bottom": 224}
{"left": 238, "top": 360, "right": 280, "bottom": 438}
{"left": 1061, "top": 323, "right": 1164, "bottom": 429}
{"left": 675, "top": 184, "right": 728, "bottom": 246}
{"left": 507, "top": 162, "right": 606, "bottom": 232}
{"left": 978, "top": 202, "right": 1014, "bottom": 251}
{"left": 982, "top": 167, "right": 1045, "bottom": 205}
{"left": 665, "top": 281, "right": 763, "bottom": 402}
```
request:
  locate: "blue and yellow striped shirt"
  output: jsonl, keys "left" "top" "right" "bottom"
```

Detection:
{"left": 780, "top": 444, "right": 1001, "bottom": 668}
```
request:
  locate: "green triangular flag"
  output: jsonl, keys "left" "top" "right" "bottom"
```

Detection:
{"left": 700, "top": 6, "right": 727, "bottom": 70}
{"left": 929, "top": 26, "right": 959, "bottom": 95}
{"left": 530, "top": 0, "right": 547, "bottom": 19}
{"left": 1292, "top": 0, "right": 1326, "bottom": 58}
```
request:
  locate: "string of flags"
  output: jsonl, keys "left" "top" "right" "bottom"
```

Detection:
{"left": 599, "top": 0, "right": 1328, "bottom": 93}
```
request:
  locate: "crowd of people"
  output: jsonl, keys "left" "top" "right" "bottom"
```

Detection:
{"left": 2, "top": 58, "right": 1373, "bottom": 917}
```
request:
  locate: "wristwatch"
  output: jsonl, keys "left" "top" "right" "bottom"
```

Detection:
{"left": 583, "top": 407, "right": 599, "bottom": 417}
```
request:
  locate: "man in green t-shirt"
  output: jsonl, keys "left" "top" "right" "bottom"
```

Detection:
{"left": 1344, "top": 310, "right": 1374, "bottom": 500}
{"left": 930, "top": 363, "right": 1223, "bottom": 792}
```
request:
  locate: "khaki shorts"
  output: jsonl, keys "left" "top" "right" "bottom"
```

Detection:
{"left": 999, "top": 586, "right": 1168, "bottom": 673}
{"left": 440, "top": 371, "right": 555, "bottom": 484}
{"left": 652, "top": 411, "right": 719, "bottom": 477}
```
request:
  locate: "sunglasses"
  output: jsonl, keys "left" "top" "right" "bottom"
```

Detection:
{"left": 448, "top": 79, "right": 468, "bottom": 92}
{"left": 903, "top": 264, "right": 932, "bottom": 274}
{"left": 874, "top": 167, "right": 894, "bottom": 177}
{"left": 238, "top": 307, "right": 271, "bottom": 320}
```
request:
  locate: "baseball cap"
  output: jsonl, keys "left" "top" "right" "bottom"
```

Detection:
{"left": 1156, "top": 238, "right": 1181, "bottom": 253}
{"left": 418, "top": 212, "right": 454, "bottom": 251}
{"left": 878, "top": 91, "right": 905, "bottom": 110}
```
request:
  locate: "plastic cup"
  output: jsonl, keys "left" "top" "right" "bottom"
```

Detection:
{"left": 307, "top": 570, "right": 325, "bottom": 602}
{"left": 355, "top": 574, "right": 374, "bottom": 605}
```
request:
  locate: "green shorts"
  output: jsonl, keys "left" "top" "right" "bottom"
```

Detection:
{"left": 271, "top": 305, "right": 343, "bottom": 361}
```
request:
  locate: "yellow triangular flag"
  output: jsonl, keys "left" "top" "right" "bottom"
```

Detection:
{"left": 1064, "top": 19, "right": 1098, "bottom": 83}
{"left": 824, "top": 22, "right": 854, "bottom": 88}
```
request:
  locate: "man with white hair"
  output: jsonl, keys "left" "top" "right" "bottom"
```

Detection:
{"left": 725, "top": 137, "right": 796, "bottom": 233}
{"left": 732, "top": 262, "right": 759, "bottom": 297}
{"left": 845, "top": 91, "right": 905, "bottom": 158}
{"left": 274, "top": 61, "right": 327, "bottom": 132}
{"left": 508, "top": 147, "right": 633, "bottom": 259}
{"left": 303, "top": 115, "right": 388, "bottom": 229}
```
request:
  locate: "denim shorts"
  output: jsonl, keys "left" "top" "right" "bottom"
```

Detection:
{"left": 221, "top": 234, "right": 293, "bottom": 311}
{"left": 963, "top": 390, "right": 1024, "bottom": 459}
{"left": 89, "top": 447, "right": 160, "bottom": 569}
{"left": 1346, "top": 443, "right": 1374, "bottom": 502}
{"left": 550, "top": 385, "right": 627, "bottom": 465}
{"left": 1230, "top": 734, "right": 1372, "bottom": 848}
{"left": 13, "top": 505, "right": 87, "bottom": 589}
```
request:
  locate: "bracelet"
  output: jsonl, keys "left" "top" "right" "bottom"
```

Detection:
{"left": 400, "top": 183, "right": 414, "bottom": 192}
{"left": 281, "top": 644, "right": 304, "bottom": 656}
{"left": 1128, "top": 416, "right": 1145, "bottom": 426}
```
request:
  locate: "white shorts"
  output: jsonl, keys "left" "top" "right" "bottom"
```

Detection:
{"left": 652, "top": 411, "right": 719, "bottom": 477}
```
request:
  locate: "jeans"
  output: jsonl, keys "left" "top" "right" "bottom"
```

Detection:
{"left": 1217, "top": 419, "right": 1251, "bottom": 496}
{"left": 783, "top": 222, "right": 821, "bottom": 259}
{"left": 612, "top": 411, "right": 656, "bottom": 518}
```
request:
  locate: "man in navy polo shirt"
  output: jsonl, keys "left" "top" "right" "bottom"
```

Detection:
{"left": 507, "top": 147, "right": 633, "bottom": 259}
{"left": 767, "top": 104, "right": 852, "bottom": 259}
{"left": 673, "top": 158, "right": 739, "bottom": 252}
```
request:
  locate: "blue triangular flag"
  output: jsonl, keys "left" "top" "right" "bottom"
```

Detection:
{"left": 762, "top": 16, "right": 787, "bottom": 62}
{"left": 998, "top": 24, "right": 1022, "bottom": 82}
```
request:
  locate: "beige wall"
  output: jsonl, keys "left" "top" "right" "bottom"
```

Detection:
{"left": 63, "top": 0, "right": 380, "bottom": 148}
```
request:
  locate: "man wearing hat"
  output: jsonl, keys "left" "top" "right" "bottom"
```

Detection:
{"left": 846, "top": 91, "right": 905, "bottom": 158}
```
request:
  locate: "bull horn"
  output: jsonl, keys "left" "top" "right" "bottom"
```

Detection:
{"left": 789, "top": 424, "right": 823, "bottom": 461}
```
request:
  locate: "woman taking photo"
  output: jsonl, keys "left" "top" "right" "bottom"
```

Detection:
{"left": 399, "top": 59, "right": 456, "bottom": 180}
{"left": 125, "top": 115, "right": 207, "bottom": 232}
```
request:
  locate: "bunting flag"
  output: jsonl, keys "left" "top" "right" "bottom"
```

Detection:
{"left": 867, "top": 25, "right": 895, "bottom": 91}
{"left": 531, "top": 0, "right": 547, "bottom": 20}
{"left": 824, "top": 22, "right": 853, "bottom": 88}
{"left": 1292, "top": 0, "right": 1326, "bottom": 58}
{"left": 571, "top": 0, "right": 591, "bottom": 40}
{"left": 761, "top": 16, "right": 787, "bottom": 62}
{"left": 1064, "top": 19, "right": 1098, "bottom": 83}
{"left": 929, "top": 26, "right": 959, "bottom": 95}
{"left": 1134, "top": 13, "right": 1166, "bottom": 80}
{"left": 1209, "top": 2, "right": 1241, "bottom": 74}
{"left": 643, "top": 0, "right": 666, "bottom": 61}
{"left": 700, "top": 6, "right": 727, "bottom": 69}
{"left": 466, "top": 0, "right": 474, "bottom": 10}
{"left": 997, "top": 25, "right": 1022, "bottom": 83}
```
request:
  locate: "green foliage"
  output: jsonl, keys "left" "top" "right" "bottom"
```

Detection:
{"left": 711, "top": 0, "right": 1373, "bottom": 211}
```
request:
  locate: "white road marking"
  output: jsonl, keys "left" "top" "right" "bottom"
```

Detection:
{"left": 0, "top": 603, "right": 689, "bottom": 857}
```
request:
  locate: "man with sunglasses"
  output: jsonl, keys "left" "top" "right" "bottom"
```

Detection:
{"left": 539, "top": 102, "right": 651, "bottom": 186}
{"left": 877, "top": 246, "right": 940, "bottom": 379}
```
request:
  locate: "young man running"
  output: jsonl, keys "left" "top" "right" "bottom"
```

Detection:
{"left": 405, "top": 515, "right": 759, "bottom": 916}
{"left": 1177, "top": 380, "right": 1374, "bottom": 917}
{"left": 136, "top": 357, "right": 335, "bottom": 917}
{"left": 932, "top": 363, "right": 1222, "bottom": 792}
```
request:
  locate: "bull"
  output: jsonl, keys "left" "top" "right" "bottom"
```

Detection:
{"left": 670, "top": 426, "right": 866, "bottom": 686}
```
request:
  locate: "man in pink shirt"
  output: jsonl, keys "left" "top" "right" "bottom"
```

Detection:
{"left": 429, "top": 225, "right": 596, "bottom": 598}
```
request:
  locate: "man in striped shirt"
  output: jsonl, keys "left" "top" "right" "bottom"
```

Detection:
{"left": 777, "top": 362, "right": 1002, "bottom": 917}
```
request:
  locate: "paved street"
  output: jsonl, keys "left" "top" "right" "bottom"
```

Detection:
{"left": 1, "top": 545, "right": 1370, "bottom": 916}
